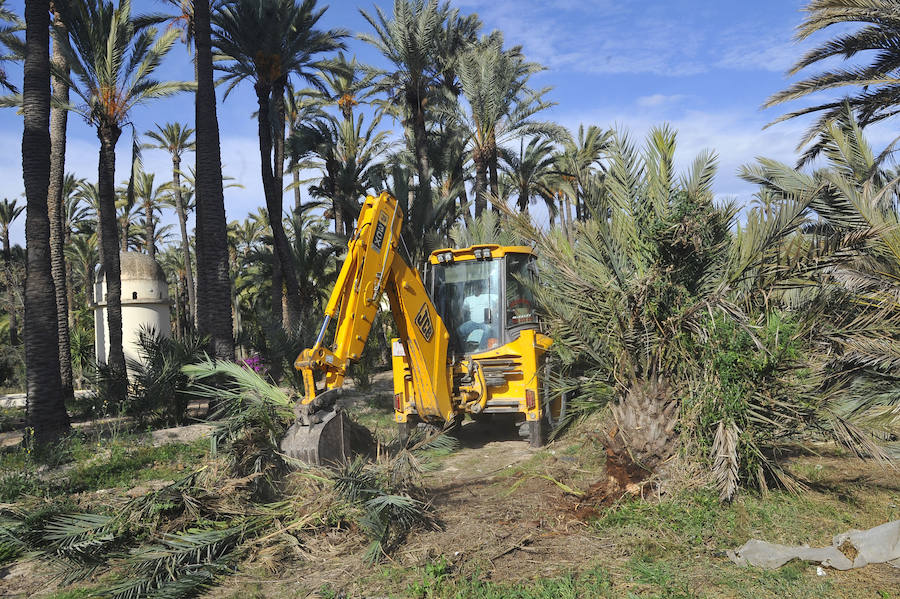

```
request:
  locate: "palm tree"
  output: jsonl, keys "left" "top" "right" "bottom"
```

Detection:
{"left": 61, "top": 174, "right": 89, "bottom": 325}
{"left": 0, "top": 0, "right": 20, "bottom": 94}
{"left": 131, "top": 170, "right": 165, "bottom": 258}
{"left": 48, "top": 6, "right": 73, "bottom": 401}
{"left": 156, "top": 245, "right": 189, "bottom": 338}
{"left": 54, "top": 0, "right": 190, "bottom": 377}
{"left": 555, "top": 125, "right": 611, "bottom": 223}
{"left": 22, "top": 0, "right": 69, "bottom": 443}
{"left": 504, "top": 126, "right": 836, "bottom": 500}
{"left": 305, "top": 52, "right": 376, "bottom": 120}
{"left": 0, "top": 198, "right": 22, "bottom": 257}
{"left": 64, "top": 232, "right": 97, "bottom": 312}
{"left": 214, "top": 0, "right": 347, "bottom": 329}
{"left": 291, "top": 53, "right": 376, "bottom": 212}
{"left": 144, "top": 122, "right": 196, "bottom": 322}
{"left": 290, "top": 107, "right": 391, "bottom": 235}
{"left": 503, "top": 136, "right": 557, "bottom": 215}
{"left": 360, "top": 0, "right": 448, "bottom": 211}
{"left": 114, "top": 184, "right": 142, "bottom": 251}
{"left": 765, "top": 0, "right": 900, "bottom": 163}
{"left": 740, "top": 107, "right": 900, "bottom": 470}
{"left": 228, "top": 215, "right": 265, "bottom": 351}
{"left": 457, "top": 34, "right": 561, "bottom": 216}
{"left": 0, "top": 198, "right": 23, "bottom": 345}
{"left": 432, "top": 11, "right": 481, "bottom": 213}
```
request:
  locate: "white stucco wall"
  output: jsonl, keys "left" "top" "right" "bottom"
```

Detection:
{"left": 94, "top": 252, "right": 172, "bottom": 367}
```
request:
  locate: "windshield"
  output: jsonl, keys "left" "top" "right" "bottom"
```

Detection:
{"left": 433, "top": 259, "right": 501, "bottom": 354}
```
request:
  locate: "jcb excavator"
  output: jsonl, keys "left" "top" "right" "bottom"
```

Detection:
{"left": 280, "top": 191, "right": 558, "bottom": 465}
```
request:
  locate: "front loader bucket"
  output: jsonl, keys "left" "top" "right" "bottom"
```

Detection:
{"left": 280, "top": 409, "right": 350, "bottom": 466}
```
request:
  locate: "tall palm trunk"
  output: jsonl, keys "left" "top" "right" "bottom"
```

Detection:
{"left": 97, "top": 123, "right": 126, "bottom": 380}
{"left": 489, "top": 139, "right": 499, "bottom": 208}
{"left": 22, "top": 0, "right": 69, "bottom": 443}
{"left": 143, "top": 195, "right": 155, "bottom": 258}
{"left": 411, "top": 96, "right": 431, "bottom": 207}
{"left": 229, "top": 249, "right": 242, "bottom": 360}
{"left": 270, "top": 254, "right": 283, "bottom": 327}
{"left": 453, "top": 159, "right": 468, "bottom": 214}
{"left": 194, "top": 0, "right": 234, "bottom": 361}
{"left": 47, "top": 11, "right": 73, "bottom": 400}
{"left": 287, "top": 118, "right": 301, "bottom": 213}
{"left": 171, "top": 155, "right": 195, "bottom": 326}
{"left": 255, "top": 83, "right": 302, "bottom": 329}
{"left": 473, "top": 151, "right": 488, "bottom": 217}
{"left": 65, "top": 258, "right": 74, "bottom": 327}
{"left": 517, "top": 184, "right": 528, "bottom": 212}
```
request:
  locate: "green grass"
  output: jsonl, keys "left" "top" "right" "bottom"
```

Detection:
{"left": 345, "top": 392, "right": 400, "bottom": 442}
{"left": 41, "top": 590, "right": 95, "bottom": 599}
{"left": 0, "top": 432, "right": 209, "bottom": 501}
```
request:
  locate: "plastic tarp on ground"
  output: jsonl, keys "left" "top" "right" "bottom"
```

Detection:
{"left": 728, "top": 520, "right": 900, "bottom": 570}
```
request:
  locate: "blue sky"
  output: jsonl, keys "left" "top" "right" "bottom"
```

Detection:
{"left": 2, "top": 0, "right": 895, "bottom": 246}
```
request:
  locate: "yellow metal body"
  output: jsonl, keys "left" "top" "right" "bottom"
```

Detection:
{"left": 392, "top": 244, "right": 553, "bottom": 426}
{"left": 295, "top": 191, "right": 553, "bottom": 430}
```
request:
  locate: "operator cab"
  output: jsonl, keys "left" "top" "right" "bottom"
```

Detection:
{"left": 425, "top": 245, "right": 539, "bottom": 356}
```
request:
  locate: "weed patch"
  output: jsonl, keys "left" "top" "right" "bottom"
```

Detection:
{"left": 0, "top": 433, "right": 209, "bottom": 501}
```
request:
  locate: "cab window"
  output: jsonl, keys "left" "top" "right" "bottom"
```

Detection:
{"left": 506, "top": 254, "right": 538, "bottom": 328}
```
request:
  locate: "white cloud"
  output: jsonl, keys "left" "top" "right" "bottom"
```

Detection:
{"left": 551, "top": 101, "right": 899, "bottom": 210}
{"left": 637, "top": 94, "right": 687, "bottom": 108}
{"left": 448, "top": 1, "right": 812, "bottom": 78}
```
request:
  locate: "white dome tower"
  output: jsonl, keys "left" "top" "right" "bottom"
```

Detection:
{"left": 94, "top": 252, "right": 172, "bottom": 366}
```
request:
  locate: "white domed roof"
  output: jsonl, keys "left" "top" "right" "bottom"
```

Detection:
{"left": 94, "top": 252, "right": 170, "bottom": 305}
{"left": 96, "top": 251, "right": 167, "bottom": 284}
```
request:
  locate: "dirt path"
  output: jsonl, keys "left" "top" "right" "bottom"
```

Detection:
{"left": 393, "top": 420, "right": 606, "bottom": 583}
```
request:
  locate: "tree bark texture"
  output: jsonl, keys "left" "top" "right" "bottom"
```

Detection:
{"left": 288, "top": 118, "right": 301, "bottom": 212}
{"left": 411, "top": 97, "right": 431, "bottom": 209}
{"left": 98, "top": 124, "right": 126, "bottom": 379}
{"left": 473, "top": 152, "right": 488, "bottom": 217}
{"left": 270, "top": 253, "right": 283, "bottom": 327}
{"left": 194, "top": 0, "right": 234, "bottom": 360}
{"left": 172, "top": 155, "right": 195, "bottom": 326}
{"left": 48, "top": 12, "right": 73, "bottom": 400}
{"left": 23, "top": 0, "right": 69, "bottom": 443}
{"left": 255, "top": 84, "right": 302, "bottom": 330}
{"left": 144, "top": 196, "right": 155, "bottom": 258}
{"left": 489, "top": 140, "right": 499, "bottom": 210}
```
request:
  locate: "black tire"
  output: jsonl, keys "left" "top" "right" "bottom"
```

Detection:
{"left": 397, "top": 419, "right": 414, "bottom": 447}
{"left": 529, "top": 418, "right": 546, "bottom": 448}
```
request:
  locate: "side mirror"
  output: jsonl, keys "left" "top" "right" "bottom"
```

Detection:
{"left": 483, "top": 307, "right": 492, "bottom": 323}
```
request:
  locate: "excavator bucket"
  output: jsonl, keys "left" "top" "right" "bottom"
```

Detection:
{"left": 280, "top": 409, "right": 351, "bottom": 466}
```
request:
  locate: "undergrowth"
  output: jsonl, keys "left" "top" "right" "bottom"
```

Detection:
{"left": 0, "top": 432, "right": 209, "bottom": 502}
{"left": 0, "top": 359, "right": 455, "bottom": 598}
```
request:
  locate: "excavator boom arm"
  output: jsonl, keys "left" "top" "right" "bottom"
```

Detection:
{"left": 294, "top": 192, "right": 454, "bottom": 421}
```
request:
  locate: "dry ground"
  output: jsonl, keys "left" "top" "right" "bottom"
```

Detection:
{"left": 2, "top": 373, "right": 898, "bottom": 598}
{"left": 210, "top": 418, "right": 900, "bottom": 599}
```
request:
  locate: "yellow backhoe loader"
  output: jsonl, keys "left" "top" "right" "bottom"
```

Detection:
{"left": 280, "top": 191, "right": 560, "bottom": 465}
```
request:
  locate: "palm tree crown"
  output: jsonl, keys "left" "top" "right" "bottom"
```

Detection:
{"left": 766, "top": 0, "right": 900, "bottom": 162}
{"left": 0, "top": 197, "right": 23, "bottom": 249}
{"left": 0, "top": 0, "right": 20, "bottom": 94}
{"left": 214, "top": 0, "right": 347, "bottom": 97}
{"left": 55, "top": 0, "right": 189, "bottom": 135}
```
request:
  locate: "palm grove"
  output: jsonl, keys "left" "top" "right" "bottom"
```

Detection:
{"left": 2, "top": 0, "right": 899, "bottom": 500}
